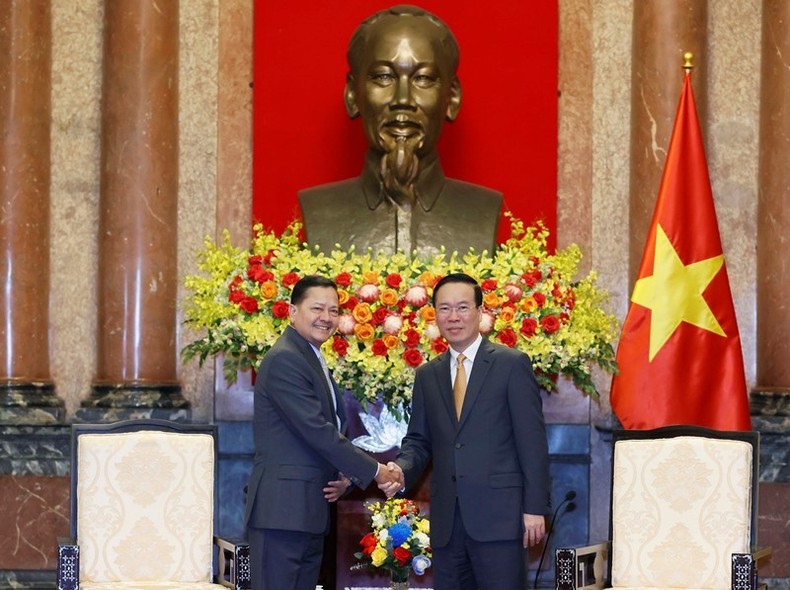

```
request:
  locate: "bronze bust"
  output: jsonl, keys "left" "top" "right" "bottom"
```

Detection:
{"left": 299, "top": 5, "right": 502, "bottom": 257}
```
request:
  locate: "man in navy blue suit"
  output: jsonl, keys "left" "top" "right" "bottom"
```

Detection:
{"left": 387, "top": 273, "right": 551, "bottom": 590}
{"left": 244, "top": 275, "right": 401, "bottom": 590}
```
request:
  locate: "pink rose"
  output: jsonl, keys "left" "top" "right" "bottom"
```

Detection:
{"left": 382, "top": 314, "right": 403, "bottom": 335}
{"left": 337, "top": 314, "right": 357, "bottom": 335}
{"left": 478, "top": 310, "right": 495, "bottom": 334}
{"left": 357, "top": 284, "right": 380, "bottom": 303}
{"left": 404, "top": 285, "right": 428, "bottom": 307}
{"left": 504, "top": 283, "right": 524, "bottom": 303}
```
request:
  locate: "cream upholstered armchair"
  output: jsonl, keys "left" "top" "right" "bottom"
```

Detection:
{"left": 56, "top": 419, "right": 250, "bottom": 590}
{"left": 556, "top": 426, "right": 772, "bottom": 590}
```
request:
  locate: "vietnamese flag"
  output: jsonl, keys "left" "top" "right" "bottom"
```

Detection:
{"left": 610, "top": 71, "right": 751, "bottom": 431}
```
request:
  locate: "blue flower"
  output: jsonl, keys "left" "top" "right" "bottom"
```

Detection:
{"left": 411, "top": 554, "right": 431, "bottom": 575}
{"left": 388, "top": 522, "right": 412, "bottom": 547}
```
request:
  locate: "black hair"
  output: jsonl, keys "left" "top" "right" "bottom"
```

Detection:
{"left": 432, "top": 272, "right": 482, "bottom": 307}
{"left": 290, "top": 275, "right": 338, "bottom": 305}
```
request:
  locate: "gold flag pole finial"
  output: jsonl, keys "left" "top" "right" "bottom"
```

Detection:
{"left": 683, "top": 51, "right": 694, "bottom": 72}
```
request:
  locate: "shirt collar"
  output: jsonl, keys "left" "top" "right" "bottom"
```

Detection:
{"left": 450, "top": 334, "right": 483, "bottom": 365}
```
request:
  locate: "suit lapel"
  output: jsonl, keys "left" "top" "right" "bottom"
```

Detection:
{"left": 286, "top": 327, "right": 337, "bottom": 423}
{"left": 457, "top": 339, "right": 495, "bottom": 430}
{"left": 431, "top": 352, "right": 456, "bottom": 425}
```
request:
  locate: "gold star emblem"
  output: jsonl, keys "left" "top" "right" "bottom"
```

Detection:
{"left": 632, "top": 224, "right": 726, "bottom": 361}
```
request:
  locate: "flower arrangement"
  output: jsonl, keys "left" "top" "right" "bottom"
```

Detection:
{"left": 182, "top": 213, "right": 619, "bottom": 417}
{"left": 353, "top": 498, "right": 432, "bottom": 582}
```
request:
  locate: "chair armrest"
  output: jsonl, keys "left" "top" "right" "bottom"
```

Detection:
{"left": 556, "top": 542, "right": 609, "bottom": 590}
{"left": 56, "top": 538, "right": 79, "bottom": 590}
{"left": 732, "top": 547, "right": 772, "bottom": 590}
{"left": 215, "top": 535, "right": 251, "bottom": 590}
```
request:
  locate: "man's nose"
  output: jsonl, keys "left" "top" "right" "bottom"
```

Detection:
{"left": 392, "top": 75, "right": 415, "bottom": 108}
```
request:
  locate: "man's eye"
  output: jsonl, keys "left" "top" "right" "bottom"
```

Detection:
{"left": 369, "top": 72, "right": 395, "bottom": 84}
{"left": 413, "top": 75, "right": 437, "bottom": 88}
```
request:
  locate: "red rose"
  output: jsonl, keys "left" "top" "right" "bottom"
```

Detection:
{"left": 247, "top": 265, "right": 274, "bottom": 284}
{"left": 564, "top": 294, "right": 576, "bottom": 310}
{"left": 230, "top": 275, "right": 243, "bottom": 288}
{"left": 520, "top": 318, "right": 538, "bottom": 337}
{"left": 372, "top": 307, "right": 390, "bottom": 325}
{"left": 371, "top": 339, "right": 388, "bottom": 356}
{"left": 385, "top": 273, "right": 403, "bottom": 288}
{"left": 248, "top": 255, "right": 263, "bottom": 265}
{"left": 497, "top": 327, "right": 518, "bottom": 348}
{"left": 360, "top": 533, "right": 377, "bottom": 555}
{"left": 239, "top": 296, "right": 259, "bottom": 314}
{"left": 533, "top": 292, "right": 546, "bottom": 307}
{"left": 552, "top": 283, "right": 563, "bottom": 299}
{"left": 540, "top": 315, "right": 561, "bottom": 334}
{"left": 403, "top": 328, "right": 421, "bottom": 349}
{"left": 335, "top": 272, "right": 353, "bottom": 287}
{"left": 228, "top": 289, "right": 245, "bottom": 304}
{"left": 272, "top": 300, "right": 290, "bottom": 319}
{"left": 403, "top": 349, "right": 424, "bottom": 367}
{"left": 521, "top": 269, "right": 542, "bottom": 288}
{"left": 432, "top": 339, "right": 449, "bottom": 354}
{"left": 481, "top": 278, "right": 498, "bottom": 292}
{"left": 342, "top": 296, "right": 358, "bottom": 310}
{"left": 282, "top": 272, "right": 300, "bottom": 288}
{"left": 393, "top": 546, "right": 411, "bottom": 566}
{"left": 262, "top": 249, "right": 277, "bottom": 265}
{"left": 332, "top": 336, "right": 349, "bottom": 356}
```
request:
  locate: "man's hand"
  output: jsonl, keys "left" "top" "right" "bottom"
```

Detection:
{"left": 375, "top": 461, "right": 404, "bottom": 497}
{"left": 323, "top": 473, "right": 351, "bottom": 502}
{"left": 522, "top": 513, "right": 546, "bottom": 548}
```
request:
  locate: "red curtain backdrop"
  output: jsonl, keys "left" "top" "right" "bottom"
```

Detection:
{"left": 253, "top": 1, "right": 558, "bottom": 247}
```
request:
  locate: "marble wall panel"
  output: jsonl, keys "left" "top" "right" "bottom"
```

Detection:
{"left": 0, "top": 475, "right": 69, "bottom": 570}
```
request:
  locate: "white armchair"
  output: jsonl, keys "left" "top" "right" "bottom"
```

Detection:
{"left": 56, "top": 419, "right": 250, "bottom": 590}
{"left": 556, "top": 425, "right": 772, "bottom": 590}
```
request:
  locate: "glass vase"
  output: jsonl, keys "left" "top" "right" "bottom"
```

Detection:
{"left": 390, "top": 568, "right": 409, "bottom": 590}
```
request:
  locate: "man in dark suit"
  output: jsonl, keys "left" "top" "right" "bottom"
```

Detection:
{"left": 244, "top": 275, "right": 401, "bottom": 590}
{"left": 386, "top": 273, "right": 551, "bottom": 590}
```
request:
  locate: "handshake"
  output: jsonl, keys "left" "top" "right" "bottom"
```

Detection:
{"left": 374, "top": 461, "right": 404, "bottom": 498}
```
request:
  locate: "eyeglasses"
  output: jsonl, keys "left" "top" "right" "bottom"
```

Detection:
{"left": 436, "top": 304, "right": 476, "bottom": 317}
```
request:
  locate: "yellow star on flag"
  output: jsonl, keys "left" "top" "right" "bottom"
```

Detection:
{"left": 632, "top": 224, "right": 726, "bottom": 361}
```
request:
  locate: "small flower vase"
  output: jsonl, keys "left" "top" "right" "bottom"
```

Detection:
{"left": 390, "top": 568, "right": 409, "bottom": 590}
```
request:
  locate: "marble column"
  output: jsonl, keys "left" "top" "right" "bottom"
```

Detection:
{"left": 629, "top": 0, "right": 708, "bottom": 284}
{"left": 79, "top": 0, "right": 187, "bottom": 421}
{"left": 753, "top": 3, "right": 790, "bottom": 578}
{"left": 0, "top": 1, "right": 63, "bottom": 424}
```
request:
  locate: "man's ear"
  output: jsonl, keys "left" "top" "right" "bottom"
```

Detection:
{"left": 344, "top": 74, "right": 360, "bottom": 119}
{"left": 445, "top": 77, "right": 462, "bottom": 121}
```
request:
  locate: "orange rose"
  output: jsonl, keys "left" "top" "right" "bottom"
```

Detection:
{"left": 382, "top": 334, "right": 399, "bottom": 349}
{"left": 354, "top": 323, "right": 375, "bottom": 341}
{"left": 352, "top": 302, "right": 373, "bottom": 324}
{"left": 260, "top": 280, "right": 278, "bottom": 300}
{"left": 499, "top": 306, "right": 516, "bottom": 324}
{"left": 520, "top": 297, "right": 538, "bottom": 313}
{"left": 337, "top": 289, "right": 349, "bottom": 305}
{"left": 420, "top": 306, "right": 436, "bottom": 322}
{"left": 483, "top": 292, "right": 502, "bottom": 309}
{"left": 380, "top": 288, "right": 399, "bottom": 306}
{"left": 363, "top": 271, "right": 380, "bottom": 284}
{"left": 417, "top": 271, "right": 435, "bottom": 286}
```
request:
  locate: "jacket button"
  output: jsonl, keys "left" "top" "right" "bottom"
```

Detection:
{"left": 451, "top": 476, "right": 456, "bottom": 482}
{"left": 455, "top": 443, "right": 462, "bottom": 449}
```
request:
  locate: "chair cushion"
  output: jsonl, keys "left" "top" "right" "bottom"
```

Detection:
{"left": 77, "top": 431, "right": 215, "bottom": 583}
{"left": 82, "top": 584, "right": 224, "bottom": 590}
{"left": 611, "top": 436, "right": 752, "bottom": 590}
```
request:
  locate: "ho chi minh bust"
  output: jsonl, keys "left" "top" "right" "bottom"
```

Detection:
{"left": 299, "top": 4, "right": 502, "bottom": 257}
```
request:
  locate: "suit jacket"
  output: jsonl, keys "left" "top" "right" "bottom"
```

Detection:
{"left": 244, "top": 325, "right": 378, "bottom": 535}
{"left": 299, "top": 151, "right": 502, "bottom": 257}
{"left": 396, "top": 338, "right": 551, "bottom": 548}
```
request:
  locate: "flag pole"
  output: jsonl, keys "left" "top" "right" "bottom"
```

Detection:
{"left": 683, "top": 51, "right": 694, "bottom": 72}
